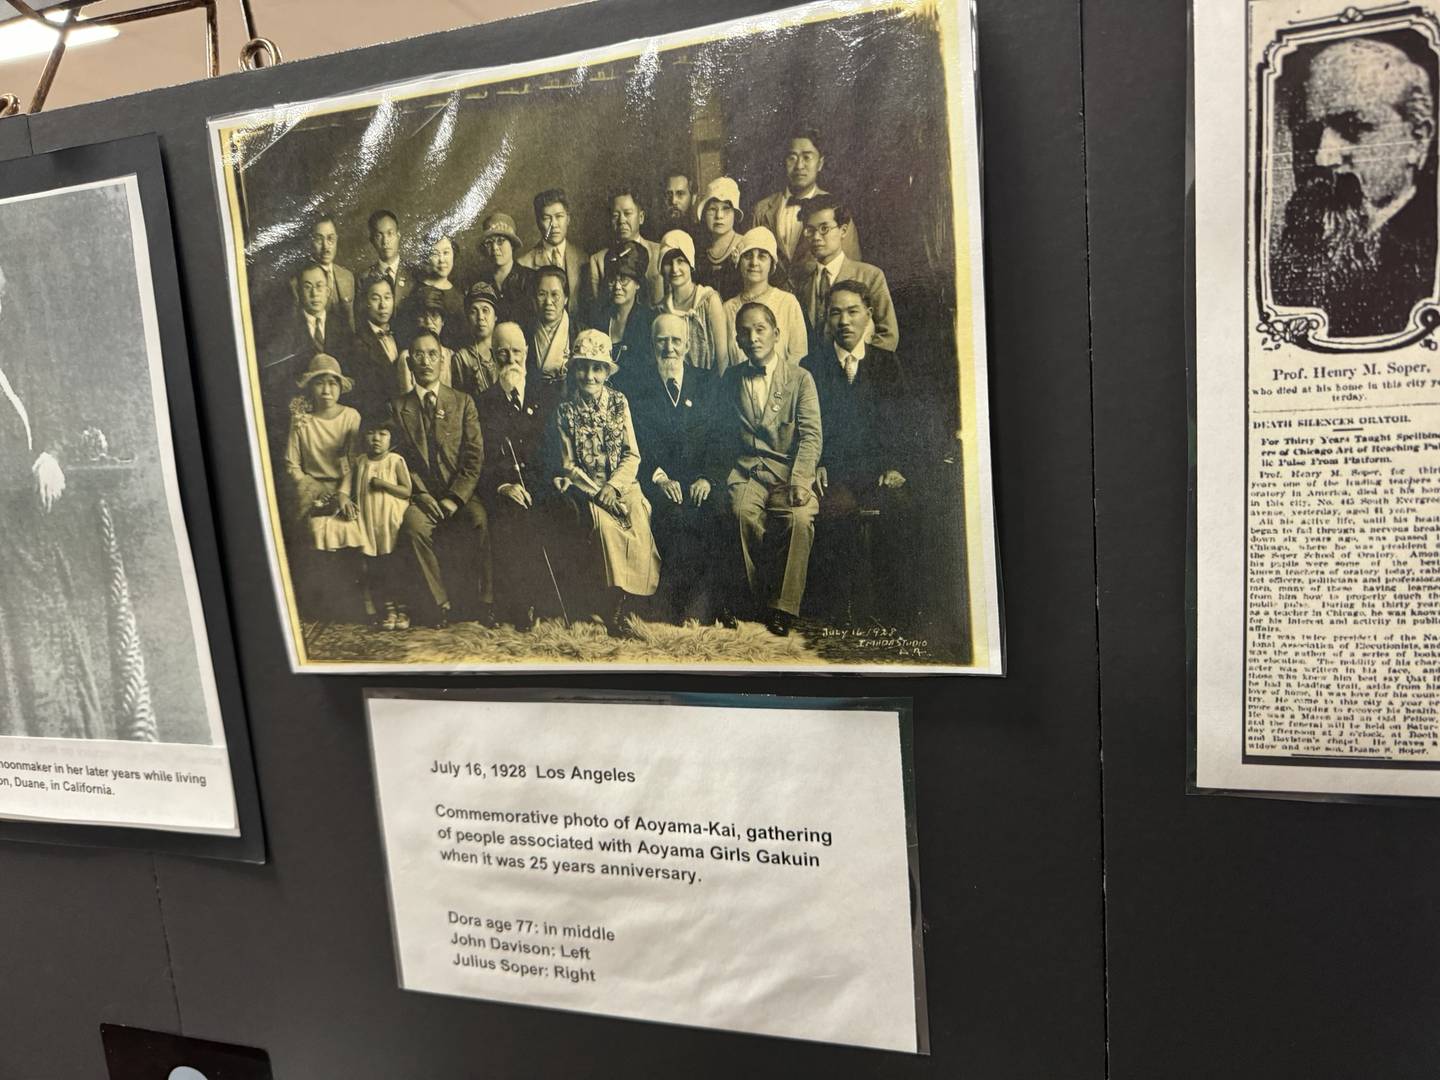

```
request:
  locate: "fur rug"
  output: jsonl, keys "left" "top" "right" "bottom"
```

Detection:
{"left": 301, "top": 614, "right": 819, "bottom": 667}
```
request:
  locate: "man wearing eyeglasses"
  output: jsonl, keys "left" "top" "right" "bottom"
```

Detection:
{"left": 752, "top": 128, "right": 863, "bottom": 272}
{"left": 793, "top": 193, "right": 898, "bottom": 353}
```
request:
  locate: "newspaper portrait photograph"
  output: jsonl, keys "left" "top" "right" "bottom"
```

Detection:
{"left": 209, "top": 0, "right": 1001, "bottom": 675}
{"left": 1195, "top": 0, "right": 1440, "bottom": 797}
{"left": 0, "top": 160, "right": 241, "bottom": 836}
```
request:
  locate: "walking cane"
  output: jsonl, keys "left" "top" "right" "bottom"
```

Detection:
{"left": 505, "top": 437, "right": 569, "bottom": 626}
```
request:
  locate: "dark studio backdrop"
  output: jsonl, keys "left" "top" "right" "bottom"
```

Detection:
{"left": 2, "top": 0, "right": 1107, "bottom": 1076}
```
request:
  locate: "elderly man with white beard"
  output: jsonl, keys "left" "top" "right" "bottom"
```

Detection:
{"left": 1273, "top": 37, "right": 1437, "bottom": 337}
{"left": 628, "top": 313, "right": 726, "bottom": 623}
{"left": 475, "top": 322, "right": 557, "bottom": 629}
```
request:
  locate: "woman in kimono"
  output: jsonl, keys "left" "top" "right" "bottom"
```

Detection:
{"left": 549, "top": 329, "right": 659, "bottom": 635}
{"left": 0, "top": 263, "right": 105, "bottom": 738}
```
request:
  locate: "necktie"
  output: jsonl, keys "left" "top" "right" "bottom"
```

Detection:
{"left": 843, "top": 353, "right": 858, "bottom": 385}
{"left": 816, "top": 268, "right": 831, "bottom": 325}
{"left": 509, "top": 388, "right": 522, "bottom": 411}
{"left": 379, "top": 328, "right": 395, "bottom": 362}
{"left": 424, "top": 391, "right": 440, "bottom": 477}
{"left": 549, "top": 248, "right": 562, "bottom": 268}
{"left": 325, "top": 268, "right": 338, "bottom": 309}
{"left": 666, "top": 377, "right": 680, "bottom": 405}
{"left": 311, "top": 316, "right": 325, "bottom": 351}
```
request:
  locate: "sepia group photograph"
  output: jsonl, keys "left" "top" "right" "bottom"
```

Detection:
{"left": 210, "top": 0, "right": 1000, "bottom": 674}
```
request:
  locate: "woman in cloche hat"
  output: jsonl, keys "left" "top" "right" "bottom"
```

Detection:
{"left": 659, "top": 228, "right": 732, "bottom": 374}
{"left": 721, "top": 225, "right": 808, "bottom": 368}
{"left": 549, "top": 328, "right": 660, "bottom": 635}
{"left": 693, "top": 175, "right": 746, "bottom": 301}
{"left": 284, "top": 353, "right": 364, "bottom": 607}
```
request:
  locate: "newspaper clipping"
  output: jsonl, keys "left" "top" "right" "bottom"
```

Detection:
{"left": 1195, "top": 0, "right": 1440, "bottom": 796}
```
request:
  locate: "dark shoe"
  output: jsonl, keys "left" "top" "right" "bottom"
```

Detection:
{"left": 474, "top": 602, "right": 499, "bottom": 629}
{"left": 433, "top": 603, "right": 452, "bottom": 630}
{"left": 765, "top": 610, "right": 793, "bottom": 637}
{"left": 607, "top": 594, "right": 636, "bottom": 638}
{"left": 717, "top": 607, "right": 738, "bottom": 629}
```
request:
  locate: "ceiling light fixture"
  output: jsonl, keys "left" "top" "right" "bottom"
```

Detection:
{"left": 0, "top": 10, "right": 117, "bottom": 64}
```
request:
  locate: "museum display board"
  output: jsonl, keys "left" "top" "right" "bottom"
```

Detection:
{"left": 53, "top": 0, "right": 1440, "bottom": 1077}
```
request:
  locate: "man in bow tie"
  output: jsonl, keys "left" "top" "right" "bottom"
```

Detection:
{"left": 629, "top": 313, "right": 724, "bottom": 622}
{"left": 388, "top": 331, "right": 491, "bottom": 627}
{"left": 751, "top": 127, "right": 862, "bottom": 277}
{"left": 475, "top": 321, "right": 556, "bottom": 628}
{"left": 346, "top": 272, "right": 404, "bottom": 420}
{"left": 719, "top": 302, "right": 823, "bottom": 636}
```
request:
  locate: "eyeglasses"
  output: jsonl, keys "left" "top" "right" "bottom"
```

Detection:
{"left": 802, "top": 223, "right": 841, "bottom": 238}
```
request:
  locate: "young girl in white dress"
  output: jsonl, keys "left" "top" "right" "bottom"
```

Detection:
{"left": 351, "top": 414, "right": 413, "bottom": 629}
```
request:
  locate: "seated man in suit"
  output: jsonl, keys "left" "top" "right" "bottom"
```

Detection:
{"left": 527, "top": 265, "right": 574, "bottom": 394}
{"left": 388, "top": 331, "right": 491, "bottom": 627}
{"left": 794, "top": 193, "right": 898, "bottom": 353}
{"left": 347, "top": 272, "right": 403, "bottom": 420}
{"left": 451, "top": 281, "right": 501, "bottom": 400}
{"left": 583, "top": 187, "right": 663, "bottom": 320}
{"left": 357, "top": 209, "right": 411, "bottom": 319}
{"left": 291, "top": 213, "right": 355, "bottom": 333}
{"left": 474, "top": 211, "right": 537, "bottom": 326}
{"left": 629, "top": 313, "right": 725, "bottom": 623}
{"left": 517, "top": 188, "right": 584, "bottom": 316}
{"left": 720, "top": 302, "right": 823, "bottom": 636}
{"left": 752, "top": 127, "right": 862, "bottom": 277}
{"left": 475, "top": 321, "right": 557, "bottom": 629}
{"left": 801, "top": 279, "right": 914, "bottom": 623}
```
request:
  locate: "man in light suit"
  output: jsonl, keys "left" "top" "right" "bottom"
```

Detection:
{"left": 719, "top": 302, "right": 823, "bottom": 636}
{"left": 793, "top": 193, "right": 898, "bottom": 353}
{"left": 290, "top": 213, "right": 355, "bottom": 332}
{"left": 751, "top": 128, "right": 862, "bottom": 275}
{"left": 517, "top": 188, "right": 584, "bottom": 316}
{"left": 583, "top": 186, "right": 663, "bottom": 321}
{"left": 357, "top": 209, "right": 411, "bottom": 319}
{"left": 389, "top": 331, "right": 491, "bottom": 627}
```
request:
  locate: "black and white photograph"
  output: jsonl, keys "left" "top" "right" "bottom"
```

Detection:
{"left": 0, "top": 145, "right": 252, "bottom": 840}
{"left": 211, "top": 0, "right": 1000, "bottom": 674}
{"left": 1257, "top": 5, "right": 1440, "bottom": 347}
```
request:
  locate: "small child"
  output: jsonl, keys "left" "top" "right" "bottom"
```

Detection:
{"left": 351, "top": 414, "right": 413, "bottom": 629}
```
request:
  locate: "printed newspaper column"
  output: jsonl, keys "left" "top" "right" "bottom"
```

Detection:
{"left": 366, "top": 694, "right": 926, "bottom": 1053}
{"left": 1195, "top": 0, "right": 1440, "bottom": 796}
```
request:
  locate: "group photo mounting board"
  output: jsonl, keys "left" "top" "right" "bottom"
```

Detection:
{"left": 209, "top": 0, "right": 1000, "bottom": 675}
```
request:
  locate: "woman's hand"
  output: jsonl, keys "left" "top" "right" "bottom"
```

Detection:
{"left": 553, "top": 476, "right": 573, "bottom": 494}
{"left": 336, "top": 493, "right": 358, "bottom": 520}
{"left": 597, "top": 484, "right": 622, "bottom": 513}
{"left": 33, "top": 452, "right": 65, "bottom": 511}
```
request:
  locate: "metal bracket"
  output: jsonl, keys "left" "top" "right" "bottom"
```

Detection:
{"left": 1, "top": 0, "right": 280, "bottom": 116}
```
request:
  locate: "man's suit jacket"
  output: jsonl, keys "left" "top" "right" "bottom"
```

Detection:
{"left": 475, "top": 378, "right": 550, "bottom": 502}
{"left": 582, "top": 237, "right": 664, "bottom": 320}
{"left": 290, "top": 263, "right": 356, "bottom": 332}
{"left": 794, "top": 256, "right": 899, "bottom": 352}
{"left": 346, "top": 326, "right": 404, "bottom": 420}
{"left": 356, "top": 260, "right": 412, "bottom": 316}
{"left": 800, "top": 344, "right": 909, "bottom": 488}
{"left": 628, "top": 364, "right": 720, "bottom": 497}
{"left": 720, "top": 358, "right": 822, "bottom": 490}
{"left": 387, "top": 384, "right": 483, "bottom": 506}
{"left": 752, "top": 187, "right": 863, "bottom": 267}
{"left": 517, "top": 243, "right": 585, "bottom": 316}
